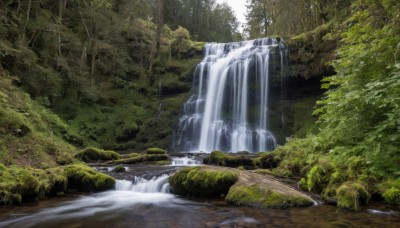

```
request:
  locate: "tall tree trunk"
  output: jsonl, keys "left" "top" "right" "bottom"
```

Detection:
{"left": 22, "top": 0, "right": 32, "bottom": 43}
{"left": 148, "top": 0, "right": 164, "bottom": 80}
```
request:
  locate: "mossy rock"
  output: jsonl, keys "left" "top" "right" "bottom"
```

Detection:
{"left": 145, "top": 148, "right": 167, "bottom": 155}
{"left": 125, "top": 153, "right": 140, "bottom": 158}
{"left": 204, "top": 151, "right": 256, "bottom": 169}
{"left": 75, "top": 147, "right": 121, "bottom": 162}
{"left": 336, "top": 181, "right": 370, "bottom": 211}
{"left": 112, "top": 165, "right": 126, "bottom": 173}
{"left": 226, "top": 184, "right": 313, "bottom": 209}
{"left": 169, "top": 167, "right": 238, "bottom": 197}
{"left": 0, "top": 164, "right": 67, "bottom": 204}
{"left": 64, "top": 164, "right": 115, "bottom": 192}
{"left": 108, "top": 154, "right": 169, "bottom": 164}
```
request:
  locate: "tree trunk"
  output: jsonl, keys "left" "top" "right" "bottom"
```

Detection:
{"left": 22, "top": 0, "right": 32, "bottom": 43}
{"left": 148, "top": 0, "right": 164, "bottom": 80}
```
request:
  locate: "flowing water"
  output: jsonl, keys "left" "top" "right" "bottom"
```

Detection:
{"left": 1, "top": 163, "right": 399, "bottom": 228}
{"left": 173, "top": 38, "right": 287, "bottom": 153}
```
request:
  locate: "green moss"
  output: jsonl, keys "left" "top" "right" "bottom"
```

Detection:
{"left": 226, "top": 184, "right": 313, "bottom": 209}
{"left": 336, "top": 181, "right": 370, "bottom": 211}
{"left": 145, "top": 148, "right": 167, "bottom": 155}
{"left": 204, "top": 151, "right": 256, "bottom": 169}
{"left": 254, "top": 169, "right": 276, "bottom": 176}
{"left": 64, "top": 164, "right": 115, "bottom": 192}
{"left": 154, "top": 160, "right": 171, "bottom": 165}
{"left": 112, "top": 165, "right": 126, "bottom": 173}
{"left": 125, "top": 153, "right": 140, "bottom": 158}
{"left": 169, "top": 167, "right": 238, "bottom": 197}
{"left": 109, "top": 154, "right": 169, "bottom": 164}
{"left": 0, "top": 165, "right": 68, "bottom": 205}
{"left": 74, "top": 147, "right": 121, "bottom": 162}
{"left": 380, "top": 179, "right": 400, "bottom": 205}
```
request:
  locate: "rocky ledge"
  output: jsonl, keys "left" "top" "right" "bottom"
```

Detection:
{"left": 169, "top": 166, "right": 314, "bottom": 209}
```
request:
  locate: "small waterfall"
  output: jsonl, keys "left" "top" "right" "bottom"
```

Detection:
{"left": 173, "top": 38, "right": 288, "bottom": 153}
{"left": 116, "top": 174, "right": 170, "bottom": 193}
{"left": 170, "top": 156, "right": 202, "bottom": 166}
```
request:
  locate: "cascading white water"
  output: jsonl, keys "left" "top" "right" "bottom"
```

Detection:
{"left": 116, "top": 174, "right": 171, "bottom": 193}
{"left": 173, "top": 38, "right": 287, "bottom": 153}
{"left": 170, "top": 156, "right": 202, "bottom": 166}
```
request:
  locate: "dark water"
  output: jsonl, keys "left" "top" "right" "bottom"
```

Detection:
{"left": 1, "top": 163, "right": 399, "bottom": 228}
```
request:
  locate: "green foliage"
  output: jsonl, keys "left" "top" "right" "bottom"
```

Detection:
{"left": 336, "top": 181, "right": 370, "bottom": 211}
{"left": 226, "top": 184, "right": 313, "bottom": 209}
{"left": 169, "top": 167, "right": 238, "bottom": 197}
{"left": 164, "top": 1, "right": 240, "bottom": 42}
{"left": 271, "top": 0, "right": 400, "bottom": 207}
{"left": 259, "top": 153, "right": 281, "bottom": 169}
{"left": 380, "top": 179, "right": 400, "bottom": 205}
{"left": 75, "top": 147, "right": 121, "bottom": 162}
{"left": 0, "top": 76, "right": 79, "bottom": 168}
{"left": 145, "top": 148, "right": 167, "bottom": 155}
{"left": 0, "top": 165, "right": 67, "bottom": 205}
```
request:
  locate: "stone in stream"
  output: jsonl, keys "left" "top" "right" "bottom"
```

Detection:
{"left": 169, "top": 166, "right": 314, "bottom": 209}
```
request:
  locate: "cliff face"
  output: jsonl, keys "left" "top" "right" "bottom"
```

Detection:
{"left": 269, "top": 24, "right": 338, "bottom": 144}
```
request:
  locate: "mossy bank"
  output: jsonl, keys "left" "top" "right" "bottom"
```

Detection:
{"left": 169, "top": 166, "right": 314, "bottom": 209}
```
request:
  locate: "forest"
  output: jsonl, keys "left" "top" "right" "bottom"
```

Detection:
{"left": 0, "top": 0, "right": 399, "bottom": 226}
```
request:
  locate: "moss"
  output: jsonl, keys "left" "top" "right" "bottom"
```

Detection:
{"left": 109, "top": 154, "right": 169, "bottom": 164}
{"left": 64, "top": 164, "right": 115, "bottom": 192}
{"left": 125, "top": 153, "right": 140, "bottom": 158}
{"left": 145, "top": 148, "right": 167, "bottom": 155}
{"left": 112, "top": 165, "right": 126, "bottom": 173}
{"left": 225, "top": 184, "right": 313, "bottom": 209}
{"left": 379, "top": 179, "right": 400, "bottom": 205}
{"left": 75, "top": 147, "right": 121, "bottom": 162}
{"left": 204, "top": 151, "right": 256, "bottom": 169}
{"left": 336, "top": 181, "right": 370, "bottom": 211}
{"left": 154, "top": 160, "right": 171, "bottom": 165}
{"left": 0, "top": 165, "right": 68, "bottom": 205}
{"left": 169, "top": 167, "right": 238, "bottom": 197}
{"left": 254, "top": 169, "right": 276, "bottom": 176}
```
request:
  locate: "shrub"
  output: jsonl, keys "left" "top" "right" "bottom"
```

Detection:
{"left": 336, "top": 181, "right": 370, "bottom": 211}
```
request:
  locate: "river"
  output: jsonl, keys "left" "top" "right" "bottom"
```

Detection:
{"left": 0, "top": 158, "right": 399, "bottom": 228}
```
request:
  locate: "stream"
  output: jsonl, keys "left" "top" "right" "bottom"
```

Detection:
{"left": 0, "top": 157, "right": 399, "bottom": 228}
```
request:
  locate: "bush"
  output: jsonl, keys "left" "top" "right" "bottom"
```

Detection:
{"left": 336, "top": 181, "right": 370, "bottom": 211}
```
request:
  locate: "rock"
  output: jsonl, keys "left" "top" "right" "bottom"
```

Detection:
{"left": 225, "top": 168, "right": 314, "bottom": 209}
{"left": 169, "top": 166, "right": 314, "bottom": 209}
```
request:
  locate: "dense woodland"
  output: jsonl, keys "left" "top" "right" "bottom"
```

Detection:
{"left": 0, "top": 0, "right": 399, "bottom": 210}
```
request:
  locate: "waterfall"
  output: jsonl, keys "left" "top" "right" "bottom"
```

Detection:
{"left": 116, "top": 174, "right": 171, "bottom": 193}
{"left": 170, "top": 156, "right": 202, "bottom": 166}
{"left": 173, "top": 38, "right": 287, "bottom": 153}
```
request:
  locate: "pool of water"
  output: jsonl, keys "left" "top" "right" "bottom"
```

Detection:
{"left": 0, "top": 163, "right": 399, "bottom": 228}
